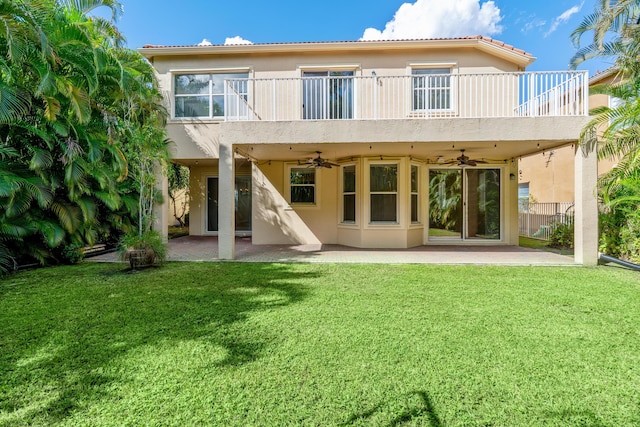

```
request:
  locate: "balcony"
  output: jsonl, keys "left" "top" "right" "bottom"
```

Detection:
{"left": 222, "top": 71, "right": 588, "bottom": 122}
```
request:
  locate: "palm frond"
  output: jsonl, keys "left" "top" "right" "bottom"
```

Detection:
{"left": 0, "top": 82, "right": 31, "bottom": 124}
{"left": 50, "top": 201, "right": 83, "bottom": 233}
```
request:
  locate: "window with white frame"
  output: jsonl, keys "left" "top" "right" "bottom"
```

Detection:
{"left": 518, "top": 182, "right": 530, "bottom": 201}
{"left": 411, "top": 165, "right": 419, "bottom": 223}
{"left": 342, "top": 165, "right": 356, "bottom": 223}
{"left": 174, "top": 72, "right": 249, "bottom": 118}
{"left": 290, "top": 167, "right": 316, "bottom": 204}
{"left": 412, "top": 68, "right": 451, "bottom": 111}
{"left": 370, "top": 164, "right": 398, "bottom": 222}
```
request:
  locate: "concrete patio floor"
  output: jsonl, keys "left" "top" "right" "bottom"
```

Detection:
{"left": 89, "top": 236, "right": 575, "bottom": 265}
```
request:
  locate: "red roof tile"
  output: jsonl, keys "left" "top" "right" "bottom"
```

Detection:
{"left": 141, "top": 35, "right": 533, "bottom": 57}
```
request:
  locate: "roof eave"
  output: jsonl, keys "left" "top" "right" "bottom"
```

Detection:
{"left": 139, "top": 38, "right": 535, "bottom": 68}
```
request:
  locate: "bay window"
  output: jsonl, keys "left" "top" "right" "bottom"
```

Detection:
{"left": 370, "top": 164, "right": 398, "bottom": 222}
{"left": 342, "top": 165, "right": 356, "bottom": 223}
{"left": 411, "top": 165, "right": 419, "bottom": 223}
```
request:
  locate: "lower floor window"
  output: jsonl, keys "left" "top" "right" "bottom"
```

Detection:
{"left": 370, "top": 164, "right": 398, "bottom": 222}
{"left": 411, "top": 165, "right": 419, "bottom": 223}
{"left": 343, "top": 165, "right": 356, "bottom": 222}
{"left": 290, "top": 167, "right": 316, "bottom": 204}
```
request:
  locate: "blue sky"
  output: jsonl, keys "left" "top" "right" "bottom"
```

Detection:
{"left": 112, "top": 0, "right": 612, "bottom": 76}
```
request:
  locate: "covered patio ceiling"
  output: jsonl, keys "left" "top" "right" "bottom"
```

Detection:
{"left": 175, "top": 139, "right": 575, "bottom": 167}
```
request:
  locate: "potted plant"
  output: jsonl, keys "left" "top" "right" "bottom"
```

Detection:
{"left": 119, "top": 229, "right": 166, "bottom": 269}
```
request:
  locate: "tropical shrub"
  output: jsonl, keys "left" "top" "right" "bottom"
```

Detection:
{"left": 0, "top": 0, "right": 169, "bottom": 275}
{"left": 548, "top": 221, "right": 574, "bottom": 249}
{"left": 59, "top": 243, "right": 85, "bottom": 265}
{"left": 618, "top": 213, "right": 640, "bottom": 263}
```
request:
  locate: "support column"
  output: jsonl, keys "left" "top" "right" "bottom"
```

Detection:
{"left": 218, "top": 140, "right": 235, "bottom": 259}
{"left": 152, "top": 164, "right": 169, "bottom": 243}
{"left": 574, "top": 143, "right": 598, "bottom": 265}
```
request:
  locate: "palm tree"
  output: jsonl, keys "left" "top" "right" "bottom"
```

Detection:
{"left": 0, "top": 0, "right": 169, "bottom": 273}
{"left": 570, "top": 0, "right": 640, "bottom": 73}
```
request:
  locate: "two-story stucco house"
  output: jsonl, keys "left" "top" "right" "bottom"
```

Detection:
{"left": 140, "top": 36, "right": 598, "bottom": 264}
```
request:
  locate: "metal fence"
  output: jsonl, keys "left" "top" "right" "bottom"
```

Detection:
{"left": 223, "top": 70, "right": 588, "bottom": 121}
{"left": 519, "top": 201, "right": 574, "bottom": 240}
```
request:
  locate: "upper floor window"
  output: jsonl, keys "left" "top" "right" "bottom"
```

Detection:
{"left": 302, "top": 71, "right": 354, "bottom": 120}
{"left": 290, "top": 167, "right": 316, "bottom": 204}
{"left": 412, "top": 68, "right": 451, "bottom": 111}
{"left": 174, "top": 72, "right": 248, "bottom": 118}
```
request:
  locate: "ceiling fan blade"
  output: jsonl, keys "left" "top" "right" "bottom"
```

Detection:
{"left": 467, "top": 160, "right": 477, "bottom": 167}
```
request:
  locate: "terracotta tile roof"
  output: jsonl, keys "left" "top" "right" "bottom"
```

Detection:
{"left": 589, "top": 66, "right": 618, "bottom": 84}
{"left": 141, "top": 35, "right": 533, "bottom": 57}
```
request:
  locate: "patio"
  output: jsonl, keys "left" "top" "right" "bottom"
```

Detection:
{"left": 90, "top": 236, "right": 574, "bottom": 265}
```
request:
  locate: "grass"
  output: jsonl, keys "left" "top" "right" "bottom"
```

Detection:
{"left": 168, "top": 225, "right": 189, "bottom": 239}
{"left": 519, "top": 236, "right": 574, "bottom": 256}
{"left": 428, "top": 228, "right": 461, "bottom": 237}
{"left": 1, "top": 263, "right": 639, "bottom": 426}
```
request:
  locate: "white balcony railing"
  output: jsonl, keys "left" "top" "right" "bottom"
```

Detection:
{"left": 223, "top": 71, "right": 588, "bottom": 122}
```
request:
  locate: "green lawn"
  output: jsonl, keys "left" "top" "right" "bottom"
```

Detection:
{"left": 1, "top": 263, "right": 639, "bottom": 426}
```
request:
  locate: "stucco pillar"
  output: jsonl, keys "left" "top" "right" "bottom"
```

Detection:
{"left": 218, "top": 140, "right": 235, "bottom": 259}
{"left": 152, "top": 164, "right": 169, "bottom": 243}
{"left": 574, "top": 143, "right": 598, "bottom": 265}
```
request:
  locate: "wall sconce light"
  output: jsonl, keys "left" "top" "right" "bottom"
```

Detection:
{"left": 509, "top": 173, "right": 516, "bottom": 181}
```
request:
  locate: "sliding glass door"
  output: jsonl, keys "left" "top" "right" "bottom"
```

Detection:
{"left": 428, "top": 168, "right": 501, "bottom": 240}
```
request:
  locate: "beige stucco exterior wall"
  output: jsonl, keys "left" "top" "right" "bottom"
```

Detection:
{"left": 252, "top": 161, "right": 337, "bottom": 245}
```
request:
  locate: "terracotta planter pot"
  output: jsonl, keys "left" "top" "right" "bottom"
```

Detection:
{"left": 125, "top": 248, "right": 158, "bottom": 269}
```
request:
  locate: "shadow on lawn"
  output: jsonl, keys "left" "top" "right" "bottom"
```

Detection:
{"left": 0, "top": 262, "right": 316, "bottom": 425}
{"left": 341, "top": 390, "right": 442, "bottom": 427}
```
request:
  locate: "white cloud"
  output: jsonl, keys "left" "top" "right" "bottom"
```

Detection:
{"left": 521, "top": 18, "right": 546, "bottom": 34}
{"left": 197, "top": 38, "right": 212, "bottom": 46}
{"left": 360, "top": 0, "right": 502, "bottom": 41}
{"left": 224, "top": 36, "right": 253, "bottom": 45}
{"left": 545, "top": 2, "right": 584, "bottom": 37}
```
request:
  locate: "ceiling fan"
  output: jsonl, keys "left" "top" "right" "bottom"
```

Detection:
{"left": 445, "top": 149, "right": 488, "bottom": 167}
{"left": 299, "top": 151, "right": 340, "bottom": 168}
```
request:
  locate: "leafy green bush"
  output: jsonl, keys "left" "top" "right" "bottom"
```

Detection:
{"left": 60, "top": 244, "right": 84, "bottom": 265}
{"left": 599, "top": 208, "right": 624, "bottom": 258}
{"left": 548, "top": 222, "right": 574, "bottom": 249}
{"left": 618, "top": 214, "right": 640, "bottom": 263}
